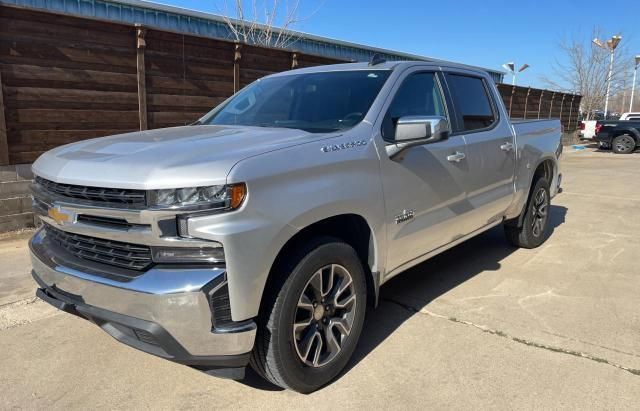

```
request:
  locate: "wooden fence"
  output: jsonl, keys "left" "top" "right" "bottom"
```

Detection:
{"left": 496, "top": 84, "right": 582, "bottom": 132}
{"left": 0, "top": 4, "right": 581, "bottom": 166}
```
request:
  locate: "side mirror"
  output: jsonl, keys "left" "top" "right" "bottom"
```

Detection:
{"left": 386, "top": 116, "right": 450, "bottom": 158}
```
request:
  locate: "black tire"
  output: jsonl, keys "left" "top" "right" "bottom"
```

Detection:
{"left": 250, "top": 237, "right": 367, "bottom": 393}
{"left": 504, "top": 177, "right": 551, "bottom": 249}
{"left": 612, "top": 134, "right": 636, "bottom": 154}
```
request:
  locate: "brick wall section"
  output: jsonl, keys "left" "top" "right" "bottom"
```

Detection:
{"left": 0, "top": 164, "right": 35, "bottom": 232}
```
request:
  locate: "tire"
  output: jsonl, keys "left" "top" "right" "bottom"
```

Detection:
{"left": 504, "top": 177, "right": 551, "bottom": 249}
{"left": 612, "top": 135, "right": 636, "bottom": 154}
{"left": 250, "top": 237, "right": 367, "bottom": 393}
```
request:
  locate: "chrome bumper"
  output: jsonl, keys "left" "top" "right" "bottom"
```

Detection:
{"left": 30, "top": 228, "right": 256, "bottom": 366}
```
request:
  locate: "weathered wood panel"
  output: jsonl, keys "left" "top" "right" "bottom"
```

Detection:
{"left": 0, "top": 5, "right": 138, "bottom": 164}
{"left": 0, "top": 70, "right": 8, "bottom": 165}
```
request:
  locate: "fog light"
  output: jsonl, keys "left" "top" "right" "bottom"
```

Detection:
{"left": 151, "top": 246, "right": 224, "bottom": 263}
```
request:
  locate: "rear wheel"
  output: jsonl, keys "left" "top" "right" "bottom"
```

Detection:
{"left": 612, "top": 135, "right": 636, "bottom": 154}
{"left": 504, "top": 177, "right": 551, "bottom": 249}
{"left": 250, "top": 238, "right": 367, "bottom": 393}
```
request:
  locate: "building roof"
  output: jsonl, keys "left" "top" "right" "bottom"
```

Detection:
{"left": 0, "top": 0, "right": 505, "bottom": 82}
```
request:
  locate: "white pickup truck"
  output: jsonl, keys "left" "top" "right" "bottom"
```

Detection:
{"left": 30, "top": 60, "right": 562, "bottom": 392}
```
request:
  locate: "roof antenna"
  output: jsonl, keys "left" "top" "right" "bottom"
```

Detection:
{"left": 369, "top": 53, "right": 386, "bottom": 66}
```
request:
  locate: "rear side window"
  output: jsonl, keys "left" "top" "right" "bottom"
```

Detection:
{"left": 445, "top": 74, "right": 496, "bottom": 132}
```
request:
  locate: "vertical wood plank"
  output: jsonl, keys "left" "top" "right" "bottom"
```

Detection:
{"left": 233, "top": 44, "right": 242, "bottom": 93}
{"left": 0, "top": 71, "right": 8, "bottom": 165}
{"left": 136, "top": 25, "right": 148, "bottom": 131}
{"left": 567, "top": 96, "right": 575, "bottom": 131}
{"left": 291, "top": 52, "right": 299, "bottom": 69}
{"left": 508, "top": 85, "right": 515, "bottom": 117}
{"left": 537, "top": 90, "right": 544, "bottom": 119}
{"left": 523, "top": 87, "right": 531, "bottom": 119}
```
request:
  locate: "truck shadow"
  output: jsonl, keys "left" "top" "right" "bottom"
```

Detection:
{"left": 238, "top": 204, "right": 568, "bottom": 392}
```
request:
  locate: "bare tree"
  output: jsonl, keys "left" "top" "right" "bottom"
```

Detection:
{"left": 215, "top": 0, "right": 323, "bottom": 49}
{"left": 542, "top": 28, "right": 631, "bottom": 120}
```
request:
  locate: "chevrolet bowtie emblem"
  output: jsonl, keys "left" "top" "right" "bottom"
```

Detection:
{"left": 48, "top": 206, "right": 75, "bottom": 225}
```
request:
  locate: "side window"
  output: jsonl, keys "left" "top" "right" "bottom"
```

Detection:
{"left": 445, "top": 74, "right": 496, "bottom": 132}
{"left": 382, "top": 72, "right": 446, "bottom": 140}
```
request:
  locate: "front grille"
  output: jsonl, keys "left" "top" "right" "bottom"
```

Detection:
{"left": 35, "top": 177, "right": 146, "bottom": 207}
{"left": 76, "top": 215, "right": 135, "bottom": 230}
{"left": 44, "top": 225, "right": 153, "bottom": 271}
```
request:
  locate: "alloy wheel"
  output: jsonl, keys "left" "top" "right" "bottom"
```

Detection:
{"left": 293, "top": 264, "right": 356, "bottom": 367}
{"left": 615, "top": 136, "right": 634, "bottom": 152}
{"left": 531, "top": 187, "right": 548, "bottom": 238}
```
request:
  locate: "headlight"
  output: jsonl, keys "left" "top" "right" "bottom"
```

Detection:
{"left": 148, "top": 183, "right": 246, "bottom": 210}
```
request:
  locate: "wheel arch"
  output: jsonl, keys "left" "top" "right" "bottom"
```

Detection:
{"left": 612, "top": 129, "right": 640, "bottom": 142}
{"left": 262, "top": 214, "right": 381, "bottom": 314}
{"left": 513, "top": 158, "right": 555, "bottom": 228}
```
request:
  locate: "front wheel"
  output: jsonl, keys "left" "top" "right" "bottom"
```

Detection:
{"left": 504, "top": 177, "right": 551, "bottom": 249}
{"left": 250, "top": 238, "right": 367, "bottom": 393}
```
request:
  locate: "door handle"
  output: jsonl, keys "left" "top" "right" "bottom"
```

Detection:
{"left": 500, "top": 142, "right": 514, "bottom": 152}
{"left": 447, "top": 152, "right": 466, "bottom": 163}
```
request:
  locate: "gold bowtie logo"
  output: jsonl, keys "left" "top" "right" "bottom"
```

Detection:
{"left": 48, "top": 206, "right": 74, "bottom": 225}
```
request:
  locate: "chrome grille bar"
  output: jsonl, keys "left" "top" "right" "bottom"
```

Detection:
{"left": 35, "top": 177, "right": 146, "bottom": 207}
{"left": 44, "top": 225, "right": 153, "bottom": 271}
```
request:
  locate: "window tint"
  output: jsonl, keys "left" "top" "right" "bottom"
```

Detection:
{"left": 382, "top": 73, "right": 446, "bottom": 139}
{"left": 445, "top": 74, "right": 496, "bottom": 131}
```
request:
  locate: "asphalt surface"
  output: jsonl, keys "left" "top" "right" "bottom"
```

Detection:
{"left": 1, "top": 146, "right": 639, "bottom": 409}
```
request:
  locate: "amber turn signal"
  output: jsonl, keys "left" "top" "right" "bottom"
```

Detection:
{"left": 229, "top": 183, "right": 247, "bottom": 209}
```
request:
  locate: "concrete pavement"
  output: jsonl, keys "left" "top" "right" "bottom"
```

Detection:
{"left": 1, "top": 146, "right": 639, "bottom": 409}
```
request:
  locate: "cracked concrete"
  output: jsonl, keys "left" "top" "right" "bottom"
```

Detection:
{"left": 381, "top": 297, "right": 640, "bottom": 378}
{"left": 1, "top": 146, "right": 640, "bottom": 408}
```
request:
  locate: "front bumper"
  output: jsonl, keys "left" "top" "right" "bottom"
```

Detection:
{"left": 30, "top": 227, "right": 256, "bottom": 369}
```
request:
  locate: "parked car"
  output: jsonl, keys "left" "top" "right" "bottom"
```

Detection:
{"left": 29, "top": 60, "right": 563, "bottom": 393}
{"left": 579, "top": 120, "right": 598, "bottom": 142}
{"left": 618, "top": 112, "right": 640, "bottom": 121}
{"left": 595, "top": 120, "right": 640, "bottom": 153}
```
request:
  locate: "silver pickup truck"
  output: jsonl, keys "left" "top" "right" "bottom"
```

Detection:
{"left": 29, "top": 60, "right": 562, "bottom": 393}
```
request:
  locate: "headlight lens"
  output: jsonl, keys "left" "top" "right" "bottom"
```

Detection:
{"left": 148, "top": 183, "right": 246, "bottom": 210}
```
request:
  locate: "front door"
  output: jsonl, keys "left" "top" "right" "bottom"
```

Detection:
{"left": 378, "top": 71, "right": 472, "bottom": 274}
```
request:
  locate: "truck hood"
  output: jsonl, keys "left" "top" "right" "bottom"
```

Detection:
{"left": 32, "top": 125, "right": 323, "bottom": 189}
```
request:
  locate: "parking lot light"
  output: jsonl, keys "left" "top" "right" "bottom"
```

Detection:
{"left": 629, "top": 55, "right": 640, "bottom": 112}
{"left": 593, "top": 35, "right": 623, "bottom": 119}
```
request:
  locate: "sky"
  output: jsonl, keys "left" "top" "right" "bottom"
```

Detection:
{"left": 152, "top": 0, "right": 640, "bottom": 89}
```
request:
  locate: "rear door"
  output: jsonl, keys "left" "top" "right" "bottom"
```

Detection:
{"left": 443, "top": 72, "right": 516, "bottom": 231}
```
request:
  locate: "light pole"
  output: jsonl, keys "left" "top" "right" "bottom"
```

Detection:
{"left": 502, "top": 62, "right": 530, "bottom": 85}
{"left": 593, "top": 35, "right": 622, "bottom": 118}
{"left": 629, "top": 55, "right": 640, "bottom": 112}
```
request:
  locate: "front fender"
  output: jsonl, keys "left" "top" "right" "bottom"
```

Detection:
{"left": 193, "top": 132, "right": 386, "bottom": 321}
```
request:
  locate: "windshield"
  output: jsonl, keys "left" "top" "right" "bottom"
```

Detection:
{"left": 202, "top": 70, "right": 391, "bottom": 133}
